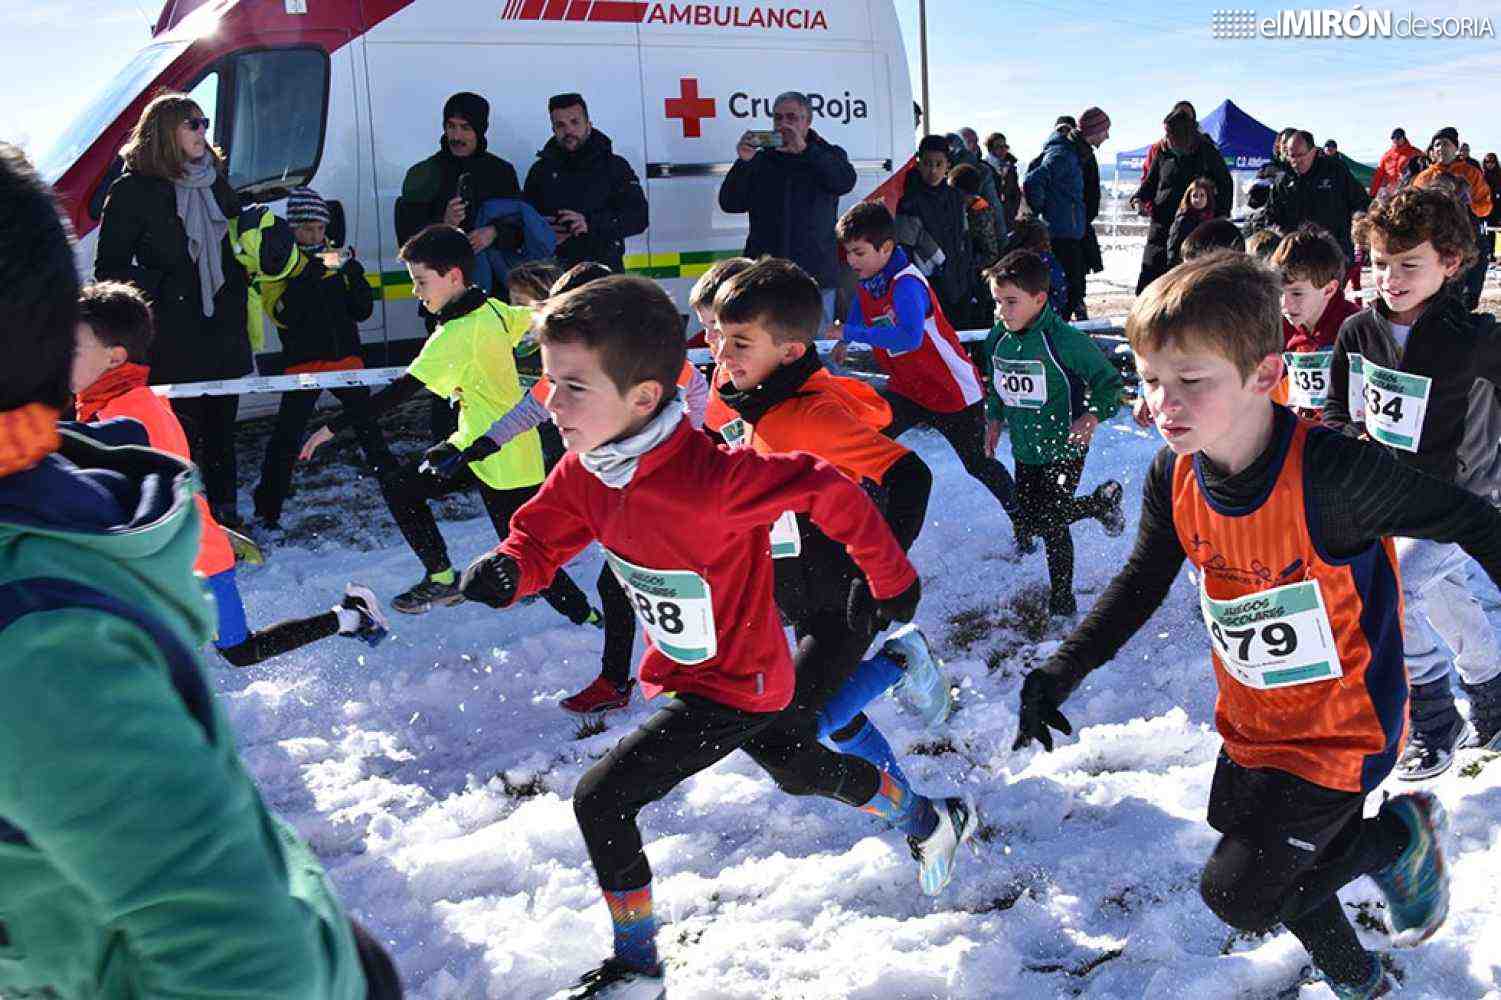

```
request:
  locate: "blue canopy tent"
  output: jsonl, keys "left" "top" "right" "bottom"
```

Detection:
{"left": 1114, "top": 99, "right": 1279, "bottom": 177}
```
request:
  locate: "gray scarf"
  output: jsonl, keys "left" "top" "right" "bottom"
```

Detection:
{"left": 173, "top": 156, "right": 229, "bottom": 317}
{"left": 579, "top": 393, "right": 685, "bottom": 489}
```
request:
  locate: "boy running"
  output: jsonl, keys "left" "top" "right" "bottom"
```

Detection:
{"left": 459, "top": 275, "right": 974, "bottom": 998}
{"left": 1324, "top": 187, "right": 1501, "bottom": 778}
{"left": 831, "top": 202, "right": 1025, "bottom": 542}
{"left": 1268, "top": 224, "right": 1360, "bottom": 417}
{"left": 73, "top": 282, "right": 388, "bottom": 665}
{"left": 302, "top": 224, "right": 596, "bottom": 623}
{"left": 981, "top": 250, "right": 1125, "bottom": 616}
{"left": 1016, "top": 251, "right": 1501, "bottom": 999}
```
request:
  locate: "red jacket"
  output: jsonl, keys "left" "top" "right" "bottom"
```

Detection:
{"left": 1369, "top": 141, "right": 1419, "bottom": 197}
{"left": 498, "top": 419, "right": 916, "bottom": 712}
{"left": 74, "top": 364, "right": 236, "bottom": 577}
{"left": 1283, "top": 292, "right": 1361, "bottom": 353}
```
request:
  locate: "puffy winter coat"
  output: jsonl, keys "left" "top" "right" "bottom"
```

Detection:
{"left": 523, "top": 129, "right": 648, "bottom": 273}
{"left": 896, "top": 170, "right": 975, "bottom": 323}
{"left": 93, "top": 171, "right": 251, "bottom": 385}
{"left": 1369, "top": 140, "right": 1420, "bottom": 197}
{"left": 717, "top": 130, "right": 856, "bottom": 288}
{"left": 0, "top": 430, "right": 367, "bottom": 999}
{"left": 272, "top": 255, "right": 374, "bottom": 370}
{"left": 1023, "top": 129, "right": 1086, "bottom": 241}
{"left": 1265, "top": 154, "right": 1373, "bottom": 260}
{"left": 1135, "top": 135, "right": 1233, "bottom": 235}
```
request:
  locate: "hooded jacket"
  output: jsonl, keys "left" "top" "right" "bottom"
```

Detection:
{"left": 0, "top": 430, "right": 365, "bottom": 999}
{"left": 523, "top": 129, "right": 648, "bottom": 273}
{"left": 1023, "top": 128, "right": 1086, "bottom": 241}
{"left": 1324, "top": 292, "right": 1501, "bottom": 497}
{"left": 718, "top": 130, "right": 857, "bottom": 288}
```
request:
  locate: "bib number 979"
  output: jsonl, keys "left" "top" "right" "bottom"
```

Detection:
{"left": 1210, "top": 620, "right": 1298, "bottom": 661}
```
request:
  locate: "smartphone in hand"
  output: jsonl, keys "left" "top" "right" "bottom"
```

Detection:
{"left": 745, "top": 130, "right": 783, "bottom": 150}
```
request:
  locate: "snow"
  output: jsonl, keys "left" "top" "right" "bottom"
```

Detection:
{"left": 220, "top": 415, "right": 1501, "bottom": 999}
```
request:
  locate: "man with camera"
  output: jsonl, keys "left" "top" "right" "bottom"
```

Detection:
{"left": 718, "top": 91, "right": 857, "bottom": 320}
{"left": 394, "top": 92, "right": 521, "bottom": 253}
{"left": 522, "top": 93, "right": 648, "bottom": 275}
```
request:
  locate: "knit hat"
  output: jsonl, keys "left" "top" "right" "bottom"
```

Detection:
{"left": 1429, "top": 126, "right": 1459, "bottom": 149}
{"left": 285, "top": 186, "right": 329, "bottom": 226}
{"left": 443, "top": 92, "right": 490, "bottom": 137}
{"left": 1391, "top": 127, "right": 1406, "bottom": 141}
{"left": 1054, "top": 115, "right": 1077, "bottom": 128}
{"left": 1079, "top": 107, "right": 1111, "bottom": 139}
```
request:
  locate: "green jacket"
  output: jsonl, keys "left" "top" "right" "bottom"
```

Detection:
{"left": 0, "top": 430, "right": 366, "bottom": 999}
{"left": 982, "top": 304, "right": 1123, "bottom": 465}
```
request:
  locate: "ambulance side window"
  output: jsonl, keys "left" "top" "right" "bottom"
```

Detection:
{"left": 185, "top": 72, "right": 220, "bottom": 150}
{"left": 217, "top": 47, "right": 329, "bottom": 196}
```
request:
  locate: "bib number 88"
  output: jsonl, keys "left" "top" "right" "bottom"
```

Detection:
{"left": 1211, "top": 620, "right": 1298, "bottom": 661}
{"left": 634, "top": 593, "right": 684, "bottom": 635}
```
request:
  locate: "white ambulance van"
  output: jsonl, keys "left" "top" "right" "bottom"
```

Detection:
{"left": 42, "top": 0, "right": 914, "bottom": 371}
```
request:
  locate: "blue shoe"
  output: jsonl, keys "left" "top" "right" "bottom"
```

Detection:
{"left": 883, "top": 624, "right": 951, "bottom": 727}
{"left": 1369, "top": 791, "right": 1450, "bottom": 946}
{"left": 339, "top": 584, "right": 390, "bottom": 648}
{"left": 909, "top": 796, "right": 977, "bottom": 896}
{"left": 1326, "top": 953, "right": 1395, "bottom": 999}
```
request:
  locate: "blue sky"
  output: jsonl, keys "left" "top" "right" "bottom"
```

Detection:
{"left": 2, "top": 0, "right": 1498, "bottom": 169}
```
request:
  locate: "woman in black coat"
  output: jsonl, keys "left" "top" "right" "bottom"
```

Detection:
{"left": 95, "top": 91, "right": 250, "bottom": 524}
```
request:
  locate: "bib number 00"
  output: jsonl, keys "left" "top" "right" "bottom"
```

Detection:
{"left": 993, "top": 359, "right": 1048, "bottom": 410}
{"left": 604, "top": 550, "right": 717, "bottom": 665}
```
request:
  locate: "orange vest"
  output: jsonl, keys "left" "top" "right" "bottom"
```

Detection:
{"left": 1171, "top": 416, "right": 1407, "bottom": 792}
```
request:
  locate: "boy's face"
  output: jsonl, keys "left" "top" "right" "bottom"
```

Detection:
{"left": 1136, "top": 337, "right": 1280, "bottom": 460}
{"left": 1369, "top": 238, "right": 1460, "bottom": 324}
{"left": 694, "top": 305, "right": 722, "bottom": 357}
{"left": 407, "top": 262, "right": 466, "bottom": 315}
{"left": 716, "top": 318, "right": 805, "bottom": 390}
{"left": 71, "top": 322, "right": 126, "bottom": 394}
{"left": 1280, "top": 277, "right": 1338, "bottom": 330}
{"left": 843, "top": 237, "right": 894, "bottom": 280}
{"left": 292, "top": 220, "right": 326, "bottom": 249}
{"left": 917, "top": 151, "right": 949, "bottom": 187}
{"left": 990, "top": 280, "right": 1047, "bottom": 332}
{"left": 540, "top": 340, "right": 661, "bottom": 453}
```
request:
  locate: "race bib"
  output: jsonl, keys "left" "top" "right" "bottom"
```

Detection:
{"left": 1347, "top": 353, "right": 1365, "bottom": 423}
{"left": 994, "top": 359, "right": 1048, "bottom": 410}
{"left": 770, "top": 510, "right": 802, "bottom": 559}
{"left": 1360, "top": 359, "right": 1432, "bottom": 453}
{"left": 604, "top": 550, "right": 717, "bottom": 665}
{"left": 1200, "top": 579, "right": 1342, "bottom": 690}
{"left": 720, "top": 418, "right": 750, "bottom": 448}
{"left": 1283, "top": 351, "right": 1332, "bottom": 409}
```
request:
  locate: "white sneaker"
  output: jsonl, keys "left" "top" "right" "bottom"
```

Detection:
{"left": 551, "top": 958, "right": 666, "bottom": 999}
{"left": 884, "top": 624, "right": 952, "bottom": 727}
{"left": 909, "top": 796, "right": 977, "bottom": 896}
{"left": 339, "top": 583, "right": 390, "bottom": 647}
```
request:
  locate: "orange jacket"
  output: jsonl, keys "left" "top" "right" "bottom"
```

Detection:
{"left": 1415, "top": 160, "right": 1493, "bottom": 218}
{"left": 1369, "top": 141, "right": 1419, "bottom": 197}
{"left": 74, "top": 364, "right": 236, "bottom": 577}
{"left": 742, "top": 367, "right": 906, "bottom": 485}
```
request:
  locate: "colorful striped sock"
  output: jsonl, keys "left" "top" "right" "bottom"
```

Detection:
{"left": 602, "top": 883, "right": 659, "bottom": 972}
{"left": 860, "top": 770, "right": 938, "bottom": 838}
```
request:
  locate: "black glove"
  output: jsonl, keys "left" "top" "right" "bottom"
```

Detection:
{"left": 461, "top": 436, "right": 500, "bottom": 466}
{"left": 419, "top": 442, "right": 463, "bottom": 478}
{"left": 460, "top": 552, "right": 519, "bottom": 609}
{"left": 1012, "top": 669, "right": 1073, "bottom": 752}
{"left": 847, "top": 575, "right": 921, "bottom": 634}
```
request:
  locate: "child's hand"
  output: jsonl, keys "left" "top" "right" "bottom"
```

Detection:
{"left": 300, "top": 425, "right": 334, "bottom": 461}
{"left": 1013, "top": 670, "right": 1072, "bottom": 752}
{"left": 1068, "top": 412, "right": 1099, "bottom": 448}
{"left": 460, "top": 552, "right": 520, "bottom": 609}
{"left": 1131, "top": 395, "right": 1153, "bottom": 428}
{"left": 984, "top": 418, "right": 1002, "bottom": 458}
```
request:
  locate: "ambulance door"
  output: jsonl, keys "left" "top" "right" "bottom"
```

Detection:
{"left": 639, "top": 6, "right": 893, "bottom": 310}
{"left": 363, "top": 10, "right": 645, "bottom": 361}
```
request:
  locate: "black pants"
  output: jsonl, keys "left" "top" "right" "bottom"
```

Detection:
{"left": 254, "top": 387, "right": 397, "bottom": 524}
{"left": 170, "top": 394, "right": 240, "bottom": 512}
{"left": 882, "top": 394, "right": 1017, "bottom": 515}
{"left": 1136, "top": 239, "right": 1171, "bottom": 294}
{"left": 1015, "top": 456, "right": 1107, "bottom": 612}
{"left": 1200, "top": 754, "right": 1409, "bottom": 988}
{"left": 1052, "top": 236, "right": 1087, "bottom": 321}
{"left": 1461, "top": 247, "right": 1488, "bottom": 311}
{"left": 350, "top": 919, "right": 403, "bottom": 999}
{"left": 384, "top": 462, "right": 592, "bottom": 623}
{"left": 573, "top": 620, "right": 883, "bottom": 891}
{"left": 597, "top": 564, "right": 637, "bottom": 688}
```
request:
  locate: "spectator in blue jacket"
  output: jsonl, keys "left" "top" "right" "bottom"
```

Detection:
{"left": 718, "top": 91, "right": 857, "bottom": 320}
{"left": 1022, "top": 121, "right": 1087, "bottom": 320}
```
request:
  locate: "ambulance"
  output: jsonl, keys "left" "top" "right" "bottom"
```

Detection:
{"left": 42, "top": 0, "right": 915, "bottom": 370}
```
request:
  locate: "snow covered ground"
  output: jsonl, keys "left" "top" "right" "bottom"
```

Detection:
{"left": 220, "top": 413, "right": 1501, "bottom": 999}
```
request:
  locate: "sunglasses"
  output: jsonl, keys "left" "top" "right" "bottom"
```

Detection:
{"left": 183, "top": 117, "right": 211, "bottom": 132}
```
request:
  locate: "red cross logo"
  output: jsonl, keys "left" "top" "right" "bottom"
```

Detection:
{"left": 665, "top": 78, "right": 716, "bottom": 138}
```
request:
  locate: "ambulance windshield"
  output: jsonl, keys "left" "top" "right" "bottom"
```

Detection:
{"left": 36, "top": 42, "right": 189, "bottom": 185}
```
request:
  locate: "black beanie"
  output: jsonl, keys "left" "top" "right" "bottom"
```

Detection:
{"left": 1429, "top": 126, "right": 1459, "bottom": 149}
{"left": 443, "top": 92, "right": 490, "bottom": 137}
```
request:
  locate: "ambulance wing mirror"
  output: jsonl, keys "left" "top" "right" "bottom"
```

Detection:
{"left": 325, "top": 199, "right": 347, "bottom": 248}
